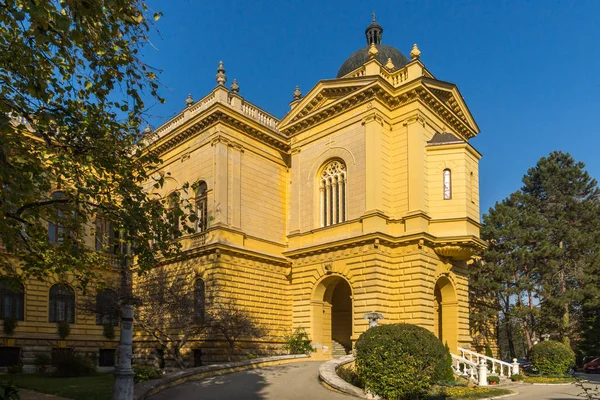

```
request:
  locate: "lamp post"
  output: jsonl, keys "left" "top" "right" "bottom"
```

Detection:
{"left": 363, "top": 312, "right": 384, "bottom": 328}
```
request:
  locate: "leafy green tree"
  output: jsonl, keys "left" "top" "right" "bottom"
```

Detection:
{"left": 472, "top": 151, "right": 600, "bottom": 357}
{"left": 0, "top": 1, "right": 194, "bottom": 283}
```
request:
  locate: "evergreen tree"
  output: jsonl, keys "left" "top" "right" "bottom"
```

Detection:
{"left": 473, "top": 151, "right": 600, "bottom": 356}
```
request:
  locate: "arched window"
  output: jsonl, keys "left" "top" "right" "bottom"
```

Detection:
{"left": 48, "top": 191, "right": 65, "bottom": 243}
{"left": 96, "top": 289, "right": 119, "bottom": 326}
{"left": 0, "top": 279, "right": 24, "bottom": 321}
{"left": 49, "top": 284, "right": 75, "bottom": 323}
{"left": 320, "top": 160, "right": 347, "bottom": 227}
{"left": 194, "top": 278, "right": 205, "bottom": 322}
{"left": 195, "top": 181, "right": 208, "bottom": 233}
{"left": 443, "top": 169, "right": 452, "bottom": 200}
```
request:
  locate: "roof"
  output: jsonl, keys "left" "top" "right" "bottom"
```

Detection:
{"left": 427, "top": 132, "right": 465, "bottom": 145}
{"left": 336, "top": 44, "right": 410, "bottom": 78}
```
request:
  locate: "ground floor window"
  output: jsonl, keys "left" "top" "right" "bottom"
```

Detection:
{"left": 194, "top": 349, "right": 203, "bottom": 367}
{"left": 99, "top": 349, "right": 116, "bottom": 367}
{"left": 0, "top": 347, "right": 20, "bottom": 367}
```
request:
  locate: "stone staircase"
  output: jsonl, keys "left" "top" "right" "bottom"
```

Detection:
{"left": 331, "top": 340, "right": 350, "bottom": 358}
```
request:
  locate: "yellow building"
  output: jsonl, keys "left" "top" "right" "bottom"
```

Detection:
{"left": 138, "top": 17, "right": 485, "bottom": 365}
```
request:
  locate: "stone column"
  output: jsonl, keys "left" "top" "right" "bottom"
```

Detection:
{"left": 478, "top": 359, "right": 488, "bottom": 387}
{"left": 512, "top": 359, "right": 520, "bottom": 376}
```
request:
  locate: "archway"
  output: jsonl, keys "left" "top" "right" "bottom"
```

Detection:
{"left": 311, "top": 276, "right": 353, "bottom": 357}
{"left": 433, "top": 276, "right": 458, "bottom": 352}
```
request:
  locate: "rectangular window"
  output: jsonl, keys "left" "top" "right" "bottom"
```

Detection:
{"left": 99, "top": 349, "right": 116, "bottom": 367}
{"left": 0, "top": 347, "right": 20, "bottom": 367}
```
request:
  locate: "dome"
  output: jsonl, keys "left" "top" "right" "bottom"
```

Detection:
{"left": 336, "top": 44, "right": 410, "bottom": 78}
{"left": 336, "top": 15, "right": 410, "bottom": 78}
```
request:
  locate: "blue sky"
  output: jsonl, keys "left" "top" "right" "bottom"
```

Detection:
{"left": 142, "top": 0, "right": 600, "bottom": 216}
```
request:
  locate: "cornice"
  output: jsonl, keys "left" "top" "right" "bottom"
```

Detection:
{"left": 155, "top": 241, "right": 290, "bottom": 268}
{"left": 280, "top": 78, "right": 477, "bottom": 140}
{"left": 148, "top": 107, "right": 290, "bottom": 156}
{"left": 283, "top": 231, "right": 484, "bottom": 259}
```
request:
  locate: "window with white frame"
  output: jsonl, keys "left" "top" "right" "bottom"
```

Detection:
{"left": 320, "top": 160, "right": 347, "bottom": 227}
{"left": 443, "top": 169, "right": 452, "bottom": 200}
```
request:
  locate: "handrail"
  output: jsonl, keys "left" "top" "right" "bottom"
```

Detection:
{"left": 451, "top": 354, "right": 478, "bottom": 382}
{"left": 457, "top": 347, "right": 516, "bottom": 377}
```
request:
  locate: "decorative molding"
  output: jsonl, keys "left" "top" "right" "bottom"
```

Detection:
{"left": 281, "top": 79, "right": 477, "bottom": 140}
{"left": 148, "top": 108, "right": 288, "bottom": 157}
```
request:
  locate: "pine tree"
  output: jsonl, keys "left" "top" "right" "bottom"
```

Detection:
{"left": 473, "top": 151, "right": 600, "bottom": 356}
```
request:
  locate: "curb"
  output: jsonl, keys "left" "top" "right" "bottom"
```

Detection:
{"left": 531, "top": 382, "right": 574, "bottom": 386}
{"left": 477, "top": 393, "right": 518, "bottom": 400}
{"left": 318, "top": 355, "right": 372, "bottom": 399}
{"left": 133, "top": 354, "right": 309, "bottom": 400}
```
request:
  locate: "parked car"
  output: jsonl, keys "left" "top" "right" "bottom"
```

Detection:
{"left": 584, "top": 357, "right": 600, "bottom": 373}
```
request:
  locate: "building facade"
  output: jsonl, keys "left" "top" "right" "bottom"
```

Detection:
{"left": 0, "top": 18, "right": 485, "bottom": 370}
{"left": 138, "top": 18, "right": 485, "bottom": 363}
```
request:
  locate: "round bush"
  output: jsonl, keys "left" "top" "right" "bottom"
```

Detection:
{"left": 530, "top": 340, "right": 575, "bottom": 376}
{"left": 355, "top": 323, "right": 454, "bottom": 399}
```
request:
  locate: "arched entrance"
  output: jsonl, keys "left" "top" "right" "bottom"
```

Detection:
{"left": 433, "top": 276, "right": 458, "bottom": 352}
{"left": 311, "top": 276, "right": 353, "bottom": 357}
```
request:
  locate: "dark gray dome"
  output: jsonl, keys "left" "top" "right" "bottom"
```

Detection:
{"left": 336, "top": 44, "right": 410, "bottom": 78}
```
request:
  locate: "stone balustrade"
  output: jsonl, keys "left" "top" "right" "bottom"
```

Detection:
{"left": 457, "top": 347, "right": 519, "bottom": 378}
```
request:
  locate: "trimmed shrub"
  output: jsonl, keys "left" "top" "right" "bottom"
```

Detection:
{"left": 103, "top": 323, "right": 116, "bottom": 340}
{"left": 283, "top": 328, "right": 313, "bottom": 355}
{"left": 530, "top": 340, "right": 575, "bottom": 376}
{"left": 133, "top": 364, "right": 163, "bottom": 383}
{"left": 51, "top": 351, "right": 96, "bottom": 377}
{"left": 487, "top": 375, "right": 500, "bottom": 384}
{"left": 34, "top": 353, "right": 51, "bottom": 373}
{"left": 57, "top": 320, "right": 70, "bottom": 339}
{"left": 510, "top": 374, "right": 524, "bottom": 382}
{"left": 355, "top": 323, "right": 454, "bottom": 400}
{"left": 0, "top": 381, "right": 20, "bottom": 400}
{"left": 3, "top": 317, "right": 17, "bottom": 336}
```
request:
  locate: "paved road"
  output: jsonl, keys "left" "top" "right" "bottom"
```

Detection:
{"left": 149, "top": 362, "right": 600, "bottom": 400}
{"left": 149, "top": 361, "right": 352, "bottom": 400}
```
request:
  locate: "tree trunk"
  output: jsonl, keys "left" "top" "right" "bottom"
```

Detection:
{"left": 228, "top": 341, "right": 234, "bottom": 362}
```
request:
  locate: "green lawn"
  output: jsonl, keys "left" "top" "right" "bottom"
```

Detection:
{"left": 3, "top": 373, "right": 114, "bottom": 400}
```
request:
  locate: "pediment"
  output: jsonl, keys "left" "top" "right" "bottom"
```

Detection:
{"left": 422, "top": 79, "right": 479, "bottom": 133}
{"left": 278, "top": 77, "right": 377, "bottom": 130}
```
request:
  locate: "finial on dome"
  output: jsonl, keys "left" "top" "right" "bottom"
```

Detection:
{"left": 410, "top": 43, "right": 421, "bottom": 60}
{"left": 293, "top": 85, "right": 302, "bottom": 100}
{"left": 372, "top": 12, "right": 376, "bottom": 22}
{"left": 185, "top": 94, "right": 194, "bottom": 107}
{"left": 385, "top": 57, "right": 395, "bottom": 71}
{"left": 365, "top": 13, "right": 383, "bottom": 45}
{"left": 368, "top": 42, "right": 379, "bottom": 59}
{"left": 143, "top": 124, "right": 151, "bottom": 133}
{"left": 231, "top": 79, "right": 240, "bottom": 94}
{"left": 216, "top": 61, "right": 227, "bottom": 85}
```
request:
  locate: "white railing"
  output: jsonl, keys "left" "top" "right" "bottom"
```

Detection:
{"left": 451, "top": 354, "right": 479, "bottom": 382}
{"left": 457, "top": 347, "right": 519, "bottom": 378}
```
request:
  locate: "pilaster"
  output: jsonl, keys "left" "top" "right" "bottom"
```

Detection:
{"left": 363, "top": 112, "right": 385, "bottom": 214}
{"left": 405, "top": 114, "right": 428, "bottom": 215}
{"left": 212, "top": 138, "right": 229, "bottom": 226}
